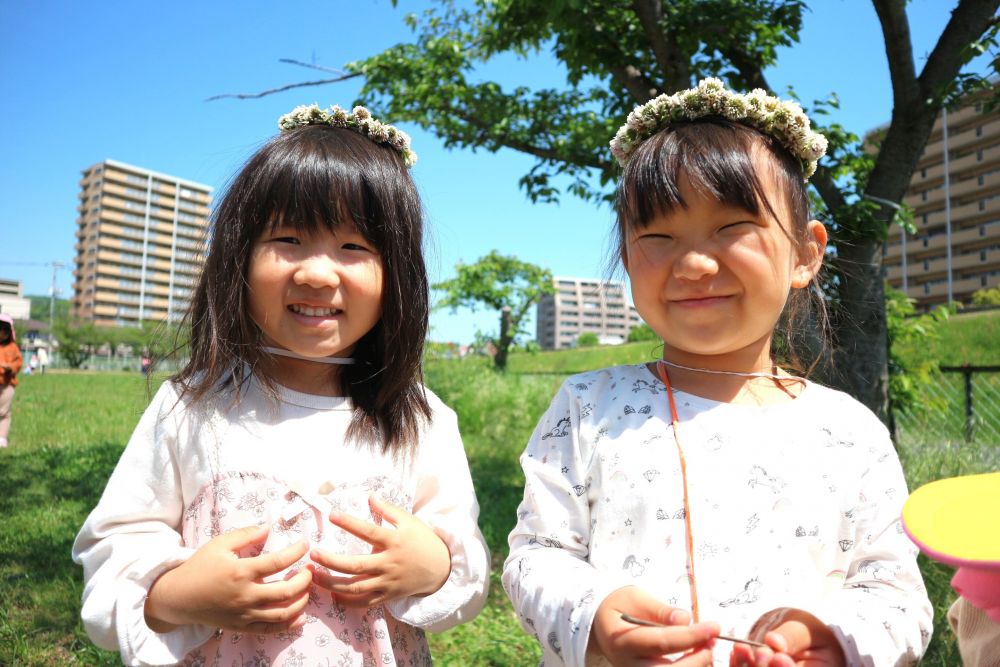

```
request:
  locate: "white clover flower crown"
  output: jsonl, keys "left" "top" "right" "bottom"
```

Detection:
{"left": 278, "top": 104, "right": 417, "bottom": 168}
{"left": 610, "top": 77, "right": 828, "bottom": 180}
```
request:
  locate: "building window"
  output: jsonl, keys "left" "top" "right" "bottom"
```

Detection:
{"left": 976, "top": 126, "right": 983, "bottom": 137}
{"left": 982, "top": 250, "right": 988, "bottom": 262}
{"left": 978, "top": 149, "right": 984, "bottom": 162}
{"left": 979, "top": 174, "right": 985, "bottom": 186}
{"left": 923, "top": 259, "right": 929, "bottom": 271}
{"left": 924, "top": 283, "right": 930, "bottom": 295}
{"left": 922, "top": 214, "right": 928, "bottom": 225}
{"left": 982, "top": 200, "right": 987, "bottom": 212}
{"left": 921, "top": 168, "right": 926, "bottom": 179}
{"left": 921, "top": 191, "right": 927, "bottom": 202}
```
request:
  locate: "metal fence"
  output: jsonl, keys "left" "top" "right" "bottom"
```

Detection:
{"left": 895, "top": 365, "right": 1000, "bottom": 448}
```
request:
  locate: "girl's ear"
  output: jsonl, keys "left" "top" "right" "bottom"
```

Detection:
{"left": 790, "top": 220, "right": 828, "bottom": 289}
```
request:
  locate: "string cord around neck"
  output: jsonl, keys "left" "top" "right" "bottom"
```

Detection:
{"left": 655, "top": 360, "right": 700, "bottom": 623}
{"left": 262, "top": 346, "right": 356, "bottom": 365}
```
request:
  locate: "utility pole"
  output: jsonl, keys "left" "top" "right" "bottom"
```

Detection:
{"left": 49, "top": 261, "right": 64, "bottom": 352}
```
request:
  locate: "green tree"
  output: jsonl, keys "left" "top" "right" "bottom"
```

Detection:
{"left": 970, "top": 285, "right": 1000, "bottom": 306}
{"left": 577, "top": 332, "right": 600, "bottom": 347}
{"left": 27, "top": 295, "right": 70, "bottom": 322}
{"left": 433, "top": 250, "right": 554, "bottom": 370}
{"left": 884, "top": 285, "right": 949, "bottom": 437}
{"left": 627, "top": 323, "right": 659, "bottom": 343}
{"left": 54, "top": 321, "right": 96, "bottom": 369}
{"left": 219, "top": 0, "right": 999, "bottom": 423}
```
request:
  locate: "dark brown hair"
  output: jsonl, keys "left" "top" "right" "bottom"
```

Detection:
{"left": 173, "top": 124, "right": 431, "bottom": 454}
{"left": 613, "top": 117, "right": 829, "bottom": 374}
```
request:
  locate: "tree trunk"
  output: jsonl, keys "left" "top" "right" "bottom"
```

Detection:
{"left": 495, "top": 306, "right": 513, "bottom": 370}
{"left": 829, "top": 239, "right": 891, "bottom": 424}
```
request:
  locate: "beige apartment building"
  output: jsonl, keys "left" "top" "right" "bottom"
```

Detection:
{"left": 536, "top": 276, "right": 642, "bottom": 350}
{"left": 71, "top": 160, "right": 212, "bottom": 327}
{"left": 883, "top": 88, "right": 1000, "bottom": 308}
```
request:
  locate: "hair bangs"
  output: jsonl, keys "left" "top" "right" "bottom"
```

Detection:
{"left": 248, "top": 127, "right": 394, "bottom": 251}
{"left": 617, "top": 120, "right": 773, "bottom": 231}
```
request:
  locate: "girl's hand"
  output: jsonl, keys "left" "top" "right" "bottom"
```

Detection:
{"left": 729, "top": 608, "right": 846, "bottom": 667}
{"left": 309, "top": 495, "right": 451, "bottom": 607}
{"left": 144, "top": 525, "right": 312, "bottom": 634}
{"left": 590, "top": 586, "right": 719, "bottom": 666}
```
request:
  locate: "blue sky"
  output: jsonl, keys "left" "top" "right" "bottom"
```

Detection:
{"left": 0, "top": 0, "right": 990, "bottom": 343}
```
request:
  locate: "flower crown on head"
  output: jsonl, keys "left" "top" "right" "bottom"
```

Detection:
{"left": 278, "top": 104, "right": 417, "bottom": 168}
{"left": 610, "top": 77, "right": 828, "bottom": 180}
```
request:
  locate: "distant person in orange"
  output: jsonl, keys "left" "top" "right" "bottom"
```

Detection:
{"left": 0, "top": 314, "right": 23, "bottom": 448}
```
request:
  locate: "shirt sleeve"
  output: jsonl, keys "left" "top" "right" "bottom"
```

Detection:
{"left": 805, "top": 413, "right": 933, "bottom": 666}
{"left": 72, "top": 382, "right": 214, "bottom": 666}
{"left": 385, "top": 397, "right": 491, "bottom": 632}
{"left": 502, "top": 381, "right": 630, "bottom": 667}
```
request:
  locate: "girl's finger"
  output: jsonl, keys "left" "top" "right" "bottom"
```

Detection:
{"left": 637, "top": 646, "right": 715, "bottom": 667}
{"left": 248, "top": 540, "right": 309, "bottom": 579}
{"left": 310, "top": 549, "right": 381, "bottom": 577}
{"left": 367, "top": 495, "right": 410, "bottom": 527}
{"left": 622, "top": 621, "right": 720, "bottom": 656}
{"left": 328, "top": 509, "right": 388, "bottom": 546}
{"left": 251, "top": 567, "right": 313, "bottom": 605}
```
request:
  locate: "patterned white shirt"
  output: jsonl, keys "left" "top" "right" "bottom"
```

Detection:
{"left": 503, "top": 364, "right": 931, "bottom": 667}
{"left": 73, "top": 377, "right": 489, "bottom": 666}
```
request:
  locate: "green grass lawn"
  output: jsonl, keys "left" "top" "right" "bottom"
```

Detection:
{"left": 1, "top": 331, "right": 997, "bottom": 664}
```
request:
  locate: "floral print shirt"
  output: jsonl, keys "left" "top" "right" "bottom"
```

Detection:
{"left": 503, "top": 364, "right": 932, "bottom": 667}
{"left": 74, "top": 378, "right": 489, "bottom": 666}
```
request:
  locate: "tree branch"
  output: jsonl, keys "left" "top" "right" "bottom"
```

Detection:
{"left": 278, "top": 58, "right": 353, "bottom": 76}
{"left": 206, "top": 72, "right": 362, "bottom": 101}
{"left": 872, "top": 0, "right": 919, "bottom": 112}
{"left": 607, "top": 63, "right": 660, "bottom": 103}
{"left": 446, "top": 104, "right": 609, "bottom": 171}
{"left": 810, "top": 165, "right": 849, "bottom": 218}
{"left": 720, "top": 46, "right": 772, "bottom": 92}
{"left": 918, "top": 0, "right": 1000, "bottom": 99}
{"left": 631, "top": 0, "right": 690, "bottom": 91}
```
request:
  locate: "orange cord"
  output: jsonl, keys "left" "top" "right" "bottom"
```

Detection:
{"left": 655, "top": 361, "right": 699, "bottom": 623}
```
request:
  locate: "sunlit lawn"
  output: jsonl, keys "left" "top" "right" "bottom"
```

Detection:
{"left": 1, "top": 353, "right": 995, "bottom": 665}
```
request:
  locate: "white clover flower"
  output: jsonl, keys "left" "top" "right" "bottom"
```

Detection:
{"left": 608, "top": 77, "right": 827, "bottom": 179}
{"left": 277, "top": 102, "right": 417, "bottom": 167}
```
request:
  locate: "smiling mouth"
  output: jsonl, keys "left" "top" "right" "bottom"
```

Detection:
{"left": 289, "top": 304, "right": 343, "bottom": 317}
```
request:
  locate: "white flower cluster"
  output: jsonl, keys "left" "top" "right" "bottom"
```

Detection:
{"left": 278, "top": 104, "right": 417, "bottom": 168}
{"left": 610, "top": 78, "right": 828, "bottom": 179}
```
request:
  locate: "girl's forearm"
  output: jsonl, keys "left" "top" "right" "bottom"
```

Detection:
{"left": 143, "top": 568, "right": 186, "bottom": 633}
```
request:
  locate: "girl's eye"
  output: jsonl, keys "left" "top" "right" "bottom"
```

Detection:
{"left": 720, "top": 221, "right": 753, "bottom": 232}
{"left": 636, "top": 233, "right": 672, "bottom": 242}
{"left": 273, "top": 236, "right": 300, "bottom": 245}
{"left": 343, "top": 242, "right": 374, "bottom": 253}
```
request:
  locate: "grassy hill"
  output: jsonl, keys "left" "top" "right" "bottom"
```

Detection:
{"left": 507, "top": 307, "right": 1000, "bottom": 372}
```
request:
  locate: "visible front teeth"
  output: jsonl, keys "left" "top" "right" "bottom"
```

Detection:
{"left": 290, "top": 304, "right": 340, "bottom": 317}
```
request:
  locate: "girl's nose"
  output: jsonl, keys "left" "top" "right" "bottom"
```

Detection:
{"left": 294, "top": 254, "right": 342, "bottom": 289}
{"left": 673, "top": 248, "right": 719, "bottom": 281}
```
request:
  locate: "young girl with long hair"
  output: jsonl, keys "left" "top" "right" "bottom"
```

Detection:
{"left": 502, "top": 79, "right": 931, "bottom": 667}
{"left": 74, "top": 105, "right": 489, "bottom": 666}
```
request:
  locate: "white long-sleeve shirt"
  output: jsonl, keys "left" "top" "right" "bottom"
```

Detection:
{"left": 73, "top": 377, "right": 489, "bottom": 667}
{"left": 503, "top": 364, "right": 932, "bottom": 667}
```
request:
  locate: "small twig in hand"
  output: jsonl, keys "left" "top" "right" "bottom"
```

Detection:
{"left": 620, "top": 612, "right": 767, "bottom": 648}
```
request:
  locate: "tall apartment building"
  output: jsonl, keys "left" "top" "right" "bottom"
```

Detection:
{"left": 882, "top": 88, "right": 1000, "bottom": 308}
{"left": 536, "top": 276, "right": 642, "bottom": 350}
{"left": 71, "top": 160, "right": 212, "bottom": 327}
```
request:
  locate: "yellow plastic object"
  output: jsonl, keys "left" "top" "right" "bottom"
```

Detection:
{"left": 902, "top": 472, "right": 1000, "bottom": 568}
